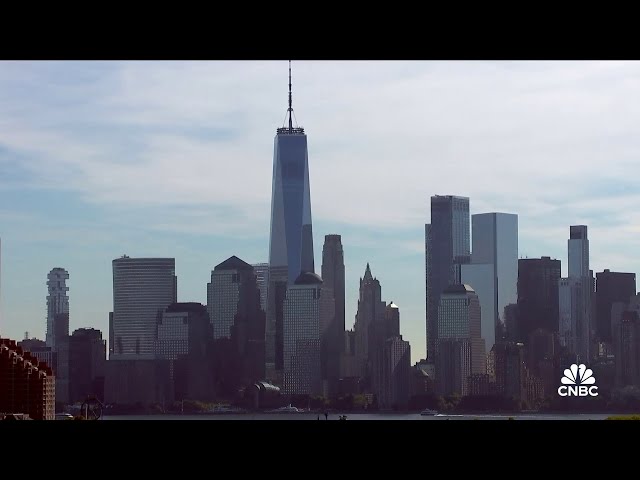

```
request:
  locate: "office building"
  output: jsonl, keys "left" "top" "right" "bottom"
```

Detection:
{"left": 517, "top": 257, "right": 561, "bottom": 342}
{"left": 613, "top": 294, "right": 640, "bottom": 387}
{"left": 68, "top": 328, "right": 106, "bottom": 403}
{"left": 110, "top": 256, "right": 177, "bottom": 360}
{"left": 251, "top": 263, "right": 269, "bottom": 313}
{"left": 354, "top": 264, "right": 386, "bottom": 381}
{"left": 321, "top": 234, "right": 345, "bottom": 397}
{"left": 559, "top": 226, "right": 593, "bottom": 362}
{"left": 207, "top": 256, "right": 258, "bottom": 339}
{"left": 156, "top": 303, "right": 212, "bottom": 402}
{"left": 425, "top": 195, "right": 470, "bottom": 361}
{"left": 266, "top": 62, "right": 315, "bottom": 380}
{"left": 436, "top": 284, "right": 486, "bottom": 396}
{"left": 282, "top": 272, "right": 332, "bottom": 396}
{"left": 595, "top": 269, "right": 636, "bottom": 343}
{"left": 461, "top": 213, "right": 518, "bottom": 353}
{"left": 378, "top": 336, "right": 411, "bottom": 409}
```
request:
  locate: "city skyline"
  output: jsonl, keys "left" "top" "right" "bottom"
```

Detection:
{"left": 1, "top": 61, "right": 640, "bottom": 364}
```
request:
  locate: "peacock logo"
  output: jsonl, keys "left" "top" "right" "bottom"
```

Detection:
{"left": 557, "top": 364, "right": 598, "bottom": 397}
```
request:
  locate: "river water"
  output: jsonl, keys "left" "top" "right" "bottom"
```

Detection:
{"left": 102, "top": 412, "right": 615, "bottom": 420}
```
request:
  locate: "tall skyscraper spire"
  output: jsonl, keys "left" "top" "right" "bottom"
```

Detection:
{"left": 288, "top": 60, "right": 293, "bottom": 132}
{"left": 267, "top": 60, "right": 314, "bottom": 383}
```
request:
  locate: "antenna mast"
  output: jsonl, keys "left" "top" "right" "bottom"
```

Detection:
{"left": 288, "top": 60, "right": 293, "bottom": 132}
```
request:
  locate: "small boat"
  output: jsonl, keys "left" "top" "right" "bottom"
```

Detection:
{"left": 55, "top": 413, "right": 75, "bottom": 421}
{"left": 269, "top": 404, "right": 300, "bottom": 413}
{"left": 420, "top": 408, "right": 438, "bottom": 416}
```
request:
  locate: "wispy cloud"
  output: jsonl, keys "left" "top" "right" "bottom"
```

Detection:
{"left": 1, "top": 60, "right": 640, "bottom": 361}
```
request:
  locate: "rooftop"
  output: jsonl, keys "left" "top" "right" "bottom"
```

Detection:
{"left": 294, "top": 271, "right": 323, "bottom": 285}
{"left": 443, "top": 284, "right": 476, "bottom": 295}
{"left": 214, "top": 255, "right": 253, "bottom": 271}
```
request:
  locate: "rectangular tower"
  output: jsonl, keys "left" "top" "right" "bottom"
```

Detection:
{"left": 321, "top": 234, "right": 345, "bottom": 397}
{"left": 111, "top": 256, "right": 177, "bottom": 360}
{"left": 595, "top": 269, "right": 636, "bottom": 343}
{"left": 560, "top": 225, "right": 592, "bottom": 362}
{"left": 425, "top": 195, "right": 470, "bottom": 361}
{"left": 517, "top": 257, "right": 561, "bottom": 342}
{"left": 470, "top": 212, "right": 518, "bottom": 350}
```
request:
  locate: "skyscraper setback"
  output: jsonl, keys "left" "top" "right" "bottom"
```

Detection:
{"left": 425, "top": 195, "right": 470, "bottom": 360}
{"left": 266, "top": 62, "right": 315, "bottom": 380}
{"left": 559, "top": 225, "right": 592, "bottom": 362}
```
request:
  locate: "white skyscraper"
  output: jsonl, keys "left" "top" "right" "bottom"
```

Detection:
{"left": 111, "top": 256, "right": 177, "bottom": 360}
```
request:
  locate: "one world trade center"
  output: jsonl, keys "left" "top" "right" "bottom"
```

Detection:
{"left": 266, "top": 61, "right": 315, "bottom": 382}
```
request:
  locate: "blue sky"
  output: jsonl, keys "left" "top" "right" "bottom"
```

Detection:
{"left": 1, "top": 60, "right": 639, "bottom": 363}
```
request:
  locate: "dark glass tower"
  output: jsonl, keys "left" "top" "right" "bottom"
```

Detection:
{"left": 517, "top": 256, "right": 561, "bottom": 342}
{"left": 266, "top": 62, "right": 315, "bottom": 381}
{"left": 321, "top": 234, "right": 345, "bottom": 396}
{"left": 595, "top": 269, "right": 636, "bottom": 343}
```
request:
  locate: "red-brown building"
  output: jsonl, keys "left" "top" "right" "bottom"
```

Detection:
{"left": 0, "top": 338, "right": 55, "bottom": 420}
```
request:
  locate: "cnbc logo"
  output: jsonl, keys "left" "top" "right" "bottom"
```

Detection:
{"left": 557, "top": 363, "right": 598, "bottom": 397}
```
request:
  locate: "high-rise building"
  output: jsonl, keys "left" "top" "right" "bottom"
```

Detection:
{"left": 559, "top": 226, "right": 592, "bottom": 362}
{"left": 461, "top": 263, "right": 495, "bottom": 353}
{"left": 68, "top": 328, "right": 106, "bottom": 403}
{"left": 282, "top": 272, "right": 332, "bottom": 396}
{"left": 108, "top": 312, "right": 114, "bottom": 358}
{"left": 436, "top": 284, "right": 486, "bottom": 396}
{"left": 0, "top": 237, "right": 2, "bottom": 332}
{"left": 461, "top": 213, "right": 518, "bottom": 353}
{"left": 46, "top": 268, "right": 69, "bottom": 350}
{"left": 231, "top": 268, "right": 266, "bottom": 386}
{"left": 493, "top": 341, "right": 526, "bottom": 401}
{"left": 208, "top": 256, "right": 255, "bottom": 339}
{"left": 111, "top": 256, "right": 177, "bottom": 359}
{"left": 251, "top": 263, "right": 269, "bottom": 313}
{"left": 596, "top": 269, "right": 636, "bottom": 343}
{"left": 613, "top": 294, "right": 640, "bottom": 387}
{"left": 354, "top": 264, "right": 386, "bottom": 381}
{"left": 45, "top": 268, "right": 70, "bottom": 404}
{"left": 321, "top": 234, "right": 345, "bottom": 397}
{"left": 0, "top": 338, "right": 55, "bottom": 420}
{"left": 517, "top": 257, "right": 561, "bottom": 342}
{"left": 17, "top": 338, "right": 55, "bottom": 373}
{"left": 266, "top": 62, "right": 315, "bottom": 381}
{"left": 207, "top": 257, "right": 266, "bottom": 395}
{"left": 379, "top": 335, "right": 411, "bottom": 409}
{"left": 425, "top": 195, "right": 470, "bottom": 361}
{"left": 156, "top": 303, "right": 212, "bottom": 402}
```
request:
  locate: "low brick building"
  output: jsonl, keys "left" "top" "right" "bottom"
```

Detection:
{"left": 0, "top": 338, "right": 56, "bottom": 420}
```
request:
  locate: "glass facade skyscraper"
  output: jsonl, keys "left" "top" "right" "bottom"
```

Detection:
{"left": 266, "top": 63, "right": 315, "bottom": 381}
{"left": 462, "top": 212, "right": 518, "bottom": 352}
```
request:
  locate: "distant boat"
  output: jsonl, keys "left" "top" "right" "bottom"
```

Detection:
{"left": 269, "top": 404, "right": 300, "bottom": 413}
{"left": 420, "top": 408, "right": 438, "bottom": 416}
{"left": 55, "top": 413, "right": 75, "bottom": 421}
